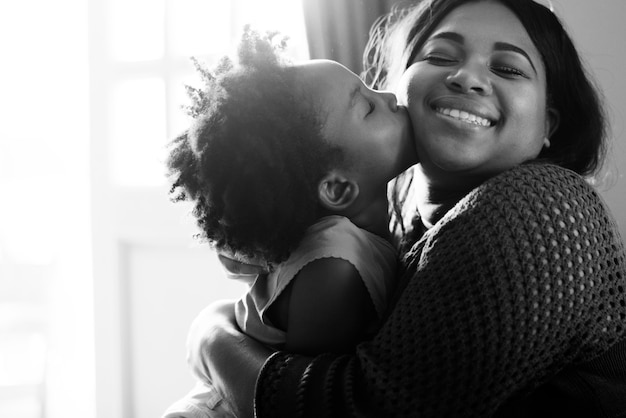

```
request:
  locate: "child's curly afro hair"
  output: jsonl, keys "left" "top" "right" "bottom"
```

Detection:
{"left": 167, "top": 27, "right": 345, "bottom": 269}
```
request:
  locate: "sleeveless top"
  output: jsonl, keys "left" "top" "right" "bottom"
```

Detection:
{"left": 234, "top": 215, "right": 397, "bottom": 348}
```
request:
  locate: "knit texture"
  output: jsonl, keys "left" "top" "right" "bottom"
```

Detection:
{"left": 255, "top": 163, "right": 626, "bottom": 417}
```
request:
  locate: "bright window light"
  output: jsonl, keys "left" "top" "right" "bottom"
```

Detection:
{"left": 107, "top": 0, "right": 309, "bottom": 188}
{"left": 0, "top": 1, "right": 93, "bottom": 417}
{"left": 108, "top": 0, "right": 166, "bottom": 61}
{"left": 232, "top": 0, "right": 310, "bottom": 61}
{"left": 168, "top": 0, "right": 232, "bottom": 57}
{"left": 110, "top": 78, "right": 168, "bottom": 187}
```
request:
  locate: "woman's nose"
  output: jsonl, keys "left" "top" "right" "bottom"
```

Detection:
{"left": 445, "top": 62, "right": 493, "bottom": 95}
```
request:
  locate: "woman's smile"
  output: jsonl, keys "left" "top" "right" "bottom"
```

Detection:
{"left": 398, "top": 1, "right": 551, "bottom": 176}
{"left": 435, "top": 107, "right": 492, "bottom": 127}
{"left": 430, "top": 96, "right": 498, "bottom": 128}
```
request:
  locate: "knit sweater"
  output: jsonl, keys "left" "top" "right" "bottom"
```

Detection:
{"left": 254, "top": 163, "right": 626, "bottom": 417}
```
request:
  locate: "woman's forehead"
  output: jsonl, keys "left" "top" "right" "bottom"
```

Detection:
{"left": 432, "top": 1, "right": 533, "bottom": 48}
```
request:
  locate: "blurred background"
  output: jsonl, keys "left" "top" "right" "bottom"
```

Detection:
{"left": 0, "top": 0, "right": 624, "bottom": 417}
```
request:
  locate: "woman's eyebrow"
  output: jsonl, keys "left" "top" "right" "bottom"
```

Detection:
{"left": 493, "top": 41, "right": 537, "bottom": 74}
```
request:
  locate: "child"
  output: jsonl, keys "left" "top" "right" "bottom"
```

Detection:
{"left": 163, "top": 27, "right": 416, "bottom": 417}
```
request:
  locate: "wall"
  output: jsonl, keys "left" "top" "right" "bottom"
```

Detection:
{"left": 557, "top": 0, "right": 626, "bottom": 238}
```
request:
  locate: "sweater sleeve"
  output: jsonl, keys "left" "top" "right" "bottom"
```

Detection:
{"left": 254, "top": 163, "right": 626, "bottom": 417}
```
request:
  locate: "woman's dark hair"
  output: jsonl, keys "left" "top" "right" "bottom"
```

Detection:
{"left": 364, "top": 0, "right": 608, "bottom": 233}
{"left": 167, "top": 27, "right": 344, "bottom": 268}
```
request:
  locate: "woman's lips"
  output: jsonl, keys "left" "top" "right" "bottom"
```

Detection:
{"left": 435, "top": 107, "right": 493, "bottom": 127}
{"left": 430, "top": 96, "right": 498, "bottom": 127}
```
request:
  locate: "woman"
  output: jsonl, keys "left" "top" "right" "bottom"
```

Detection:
{"left": 186, "top": 0, "right": 626, "bottom": 416}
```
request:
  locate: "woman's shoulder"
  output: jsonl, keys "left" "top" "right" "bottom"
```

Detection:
{"left": 490, "top": 162, "right": 588, "bottom": 189}
{"left": 473, "top": 162, "right": 599, "bottom": 208}
{"left": 442, "top": 162, "right": 613, "bottom": 240}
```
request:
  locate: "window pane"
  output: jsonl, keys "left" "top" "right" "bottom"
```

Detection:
{"left": 233, "top": 0, "right": 309, "bottom": 61}
{"left": 110, "top": 78, "right": 167, "bottom": 186}
{"left": 168, "top": 0, "right": 232, "bottom": 57}
{"left": 108, "top": 0, "right": 165, "bottom": 61}
{"left": 167, "top": 0, "right": 308, "bottom": 60}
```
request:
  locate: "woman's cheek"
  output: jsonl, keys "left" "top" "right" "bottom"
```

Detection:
{"left": 394, "top": 64, "right": 419, "bottom": 106}
{"left": 400, "top": 65, "right": 429, "bottom": 113}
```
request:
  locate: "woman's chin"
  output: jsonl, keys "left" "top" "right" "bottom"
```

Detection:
{"left": 431, "top": 155, "right": 482, "bottom": 173}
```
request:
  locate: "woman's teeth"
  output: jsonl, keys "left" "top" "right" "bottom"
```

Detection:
{"left": 436, "top": 107, "right": 492, "bottom": 127}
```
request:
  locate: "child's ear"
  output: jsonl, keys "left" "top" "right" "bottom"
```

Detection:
{"left": 318, "top": 171, "right": 360, "bottom": 212}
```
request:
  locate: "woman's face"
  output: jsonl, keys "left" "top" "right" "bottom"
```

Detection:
{"left": 397, "top": 0, "right": 558, "bottom": 182}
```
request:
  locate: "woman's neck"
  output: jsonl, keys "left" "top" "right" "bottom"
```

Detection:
{"left": 415, "top": 193, "right": 462, "bottom": 229}
{"left": 413, "top": 165, "right": 485, "bottom": 228}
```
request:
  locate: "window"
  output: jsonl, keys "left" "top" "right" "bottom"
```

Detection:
{"left": 90, "top": 1, "right": 309, "bottom": 417}
{"left": 101, "top": 0, "right": 310, "bottom": 187}
{"left": 1, "top": 1, "right": 308, "bottom": 417}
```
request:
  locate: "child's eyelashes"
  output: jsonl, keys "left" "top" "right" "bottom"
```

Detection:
{"left": 424, "top": 54, "right": 457, "bottom": 65}
{"left": 367, "top": 101, "right": 375, "bottom": 116}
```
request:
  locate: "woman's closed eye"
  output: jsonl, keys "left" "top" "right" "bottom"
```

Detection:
{"left": 490, "top": 64, "right": 528, "bottom": 78}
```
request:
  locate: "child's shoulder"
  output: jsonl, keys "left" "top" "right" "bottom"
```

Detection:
{"left": 272, "top": 256, "right": 376, "bottom": 355}
{"left": 301, "top": 215, "right": 394, "bottom": 254}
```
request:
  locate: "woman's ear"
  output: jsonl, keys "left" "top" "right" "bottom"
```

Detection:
{"left": 318, "top": 171, "right": 360, "bottom": 212}
{"left": 546, "top": 107, "right": 560, "bottom": 138}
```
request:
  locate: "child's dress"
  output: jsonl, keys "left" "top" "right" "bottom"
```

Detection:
{"left": 162, "top": 215, "right": 397, "bottom": 418}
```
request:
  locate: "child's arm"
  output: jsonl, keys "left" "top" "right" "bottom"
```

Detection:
{"left": 268, "top": 258, "right": 377, "bottom": 355}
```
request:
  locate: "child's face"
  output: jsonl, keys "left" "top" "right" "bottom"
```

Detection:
{"left": 296, "top": 60, "right": 417, "bottom": 189}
